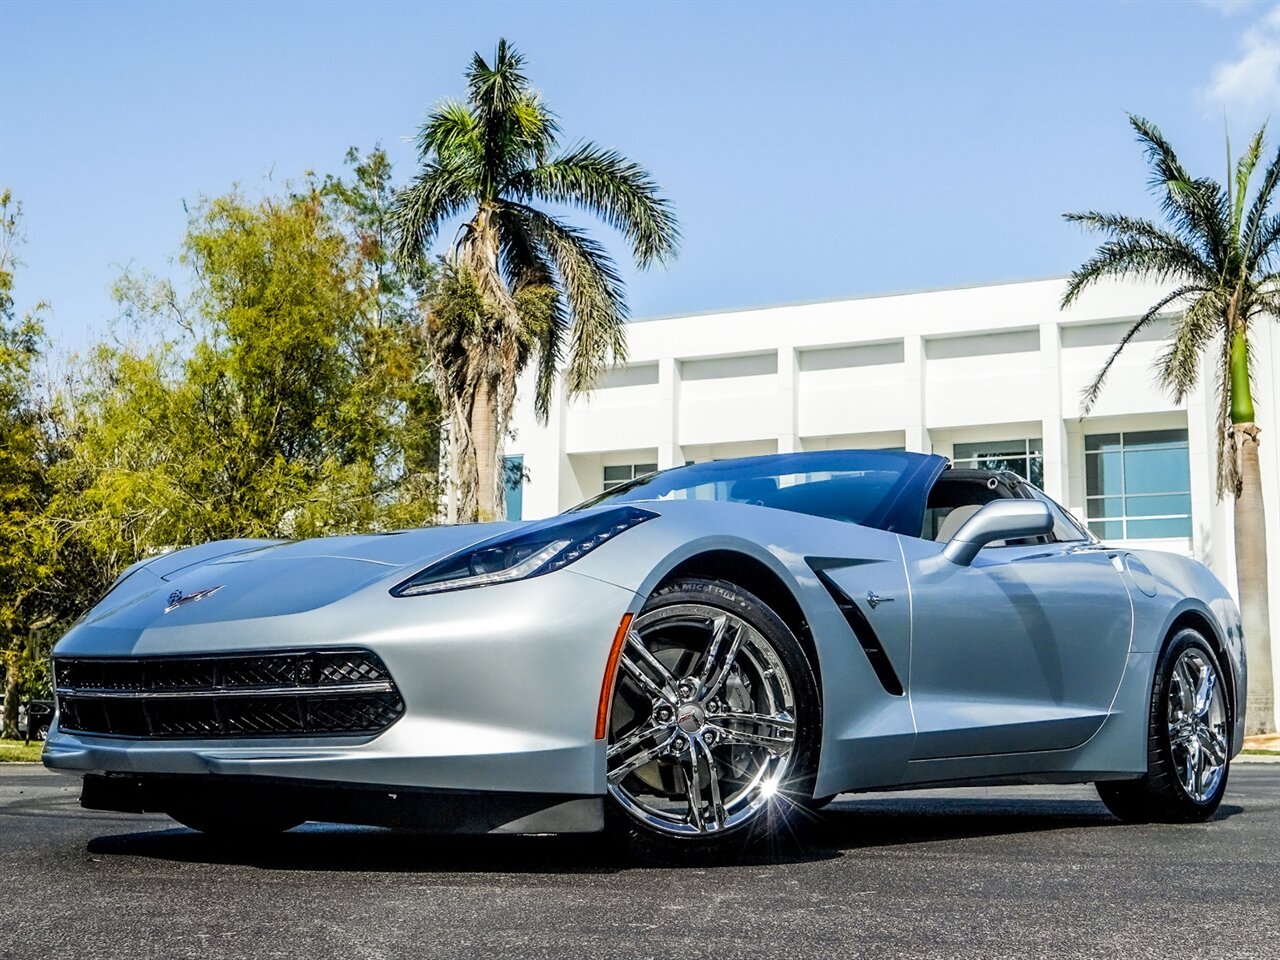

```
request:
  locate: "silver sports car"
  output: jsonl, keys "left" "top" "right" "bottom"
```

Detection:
{"left": 43, "top": 450, "right": 1246, "bottom": 859}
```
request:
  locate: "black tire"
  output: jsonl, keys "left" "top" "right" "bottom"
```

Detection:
{"left": 604, "top": 577, "right": 821, "bottom": 863}
{"left": 168, "top": 808, "right": 305, "bottom": 838}
{"left": 1097, "top": 628, "right": 1231, "bottom": 823}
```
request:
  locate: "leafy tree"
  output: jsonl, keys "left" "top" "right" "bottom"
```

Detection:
{"left": 0, "top": 190, "right": 61, "bottom": 736}
{"left": 392, "top": 39, "right": 679, "bottom": 520}
{"left": 321, "top": 147, "right": 440, "bottom": 486}
{"left": 1063, "top": 115, "right": 1279, "bottom": 734}
{"left": 423, "top": 262, "right": 555, "bottom": 520}
{"left": 47, "top": 173, "right": 441, "bottom": 609}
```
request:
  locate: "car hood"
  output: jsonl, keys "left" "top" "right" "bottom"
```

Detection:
{"left": 71, "top": 522, "right": 527, "bottom": 635}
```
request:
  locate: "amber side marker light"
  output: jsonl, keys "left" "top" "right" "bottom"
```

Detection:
{"left": 595, "top": 612, "right": 635, "bottom": 740}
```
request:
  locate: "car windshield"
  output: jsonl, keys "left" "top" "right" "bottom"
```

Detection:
{"left": 572, "top": 450, "right": 947, "bottom": 534}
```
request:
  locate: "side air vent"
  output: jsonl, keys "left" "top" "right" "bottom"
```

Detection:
{"left": 808, "top": 565, "right": 905, "bottom": 697}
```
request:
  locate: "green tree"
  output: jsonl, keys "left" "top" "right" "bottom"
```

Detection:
{"left": 0, "top": 190, "right": 60, "bottom": 736}
{"left": 321, "top": 147, "right": 440, "bottom": 486}
{"left": 392, "top": 39, "right": 678, "bottom": 520}
{"left": 1063, "top": 115, "right": 1280, "bottom": 735}
{"left": 48, "top": 174, "right": 441, "bottom": 604}
{"left": 423, "top": 262, "right": 556, "bottom": 520}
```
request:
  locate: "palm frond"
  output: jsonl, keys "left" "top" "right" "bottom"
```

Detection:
{"left": 419, "top": 101, "right": 483, "bottom": 164}
{"left": 468, "top": 39, "right": 528, "bottom": 118}
{"left": 1079, "top": 283, "right": 1204, "bottom": 413}
{"left": 509, "top": 204, "right": 628, "bottom": 395}
{"left": 1064, "top": 210, "right": 1192, "bottom": 248}
{"left": 507, "top": 94, "right": 559, "bottom": 165}
{"left": 507, "top": 143, "right": 680, "bottom": 266}
{"left": 528, "top": 295, "right": 566, "bottom": 421}
{"left": 494, "top": 203, "right": 552, "bottom": 290}
{"left": 1250, "top": 212, "right": 1280, "bottom": 274}
{"left": 390, "top": 162, "right": 471, "bottom": 266}
{"left": 1061, "top": 233, "right": 1213, "bottom": 309}
{"left": 466, "top": 40, "right": 559, "bottom": 192}
{"left": 1232, "top": 125, "right": 1266, "bottom": 244}
{"left": 1156, "top": 292, "right": 1220, "bottom": 403}
{"left": 1129, "top": 115, "right": 1230, "bottom": 270}
{"left": 1250, "top": 283, "right": 1280, "bottom": 321}
{"left": 1245, "top": 138, "right": 1280, "bottom": 270}
{"left": 494, "top": 205, "right": 568, "bottom": 421}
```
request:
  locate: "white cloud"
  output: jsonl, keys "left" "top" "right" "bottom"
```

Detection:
{"left": 1199, "top": 5, "right": 1280, "bottom": 118}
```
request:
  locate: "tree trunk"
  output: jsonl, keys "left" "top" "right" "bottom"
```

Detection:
{"left": 471, "top": 377, "right": 499, "bottom": 522}
{"left": 1234, "top": 423, "right": 1276, "bottom": 735}
{"left": 1, "top": 642, "right": 20, "bottom": 741}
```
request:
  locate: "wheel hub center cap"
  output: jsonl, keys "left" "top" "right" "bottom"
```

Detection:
{"left": 677, "top": 703, "right": 706, "bottom": 733}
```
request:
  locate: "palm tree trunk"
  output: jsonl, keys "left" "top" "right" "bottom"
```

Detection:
{"left": 1235, "top": 422, "right": 1275, "bottom": 735}
{"left": 471, "top": 377, "right": 499, "bottom": 521}
{"left": 1227, "top": 327, "right": 1275, "bottom": 735}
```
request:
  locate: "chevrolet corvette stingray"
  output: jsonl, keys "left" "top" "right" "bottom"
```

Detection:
{"left": 43, "top": 450, "right": 1246, "bottom": 858}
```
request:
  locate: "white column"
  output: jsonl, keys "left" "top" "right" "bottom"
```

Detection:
{"left": 903, "top": 334, "right": 929, "bottom": 452}
{"left": 777, "top": 345, "right": 798, "bottom": 453}
{"left": 1039, "top": 320, "right": 1068, "bottom": 501}
{"left": 657, "top": 356, "right": 682, "bottom": 468}
{"left": 1243, "top": 319, "right": 1280, "bottom": 728}
{"left": 1185, "top": 355, "right": 1217, "bottom": 570}
{"left": 517, "top": 372, "right": 567, "bottom": 520}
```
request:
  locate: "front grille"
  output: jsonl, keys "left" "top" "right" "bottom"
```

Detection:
{"left": 54, "top": 649, "right": 404, "bottom": 739}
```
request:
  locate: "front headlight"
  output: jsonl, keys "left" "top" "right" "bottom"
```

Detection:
{"left": 391, "top": 506, "right": 656, "bottom": 597}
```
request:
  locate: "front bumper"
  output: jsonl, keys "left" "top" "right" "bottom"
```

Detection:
{"left": 44, "top": 569, "right": 640, "bottom": 827}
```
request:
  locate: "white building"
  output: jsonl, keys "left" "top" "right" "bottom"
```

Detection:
{"left": 505, "top": 276, "right": 1280, "bottom": 724}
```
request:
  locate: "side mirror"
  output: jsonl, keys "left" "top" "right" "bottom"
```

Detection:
{"left": 942, "top": 499, "right": 1054, "bottom": 566}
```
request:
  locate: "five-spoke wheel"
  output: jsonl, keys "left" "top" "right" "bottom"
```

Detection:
{"left": 1166, "top": 646, "right": 1229, "bottom": 803}
{"left": 605, "top": 577, "right": 818, "bottom": 859}
{"left": 1097, "top": 628, "right": 1231, "bottom": 823}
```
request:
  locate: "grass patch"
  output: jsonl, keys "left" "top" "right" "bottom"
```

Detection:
{"left": 0, "top": 739, "right": 44, "bottom": 763}
{"left": 1242, "top": 748, "right": 1280, "bottom": 757}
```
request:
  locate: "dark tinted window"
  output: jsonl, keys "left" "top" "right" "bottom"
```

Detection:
{"left": 576, "top": 451, "right": 947, "bottom": 535}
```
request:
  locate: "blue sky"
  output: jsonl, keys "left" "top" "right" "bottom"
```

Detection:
{"left": 2, "top": 0, "right": 1278, "bottom": 352}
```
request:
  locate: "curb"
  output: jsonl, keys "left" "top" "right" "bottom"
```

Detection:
{"left": 1233, "top": 753, "right": 1280, "bottom": 764}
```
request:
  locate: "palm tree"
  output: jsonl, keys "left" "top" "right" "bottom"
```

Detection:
{"left": 392, "top": 39, "right": 678, "bottom": 521}
{"left": 1063, "top": 115, "right": 1279, "bottom": 735}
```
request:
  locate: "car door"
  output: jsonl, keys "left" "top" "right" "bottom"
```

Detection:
{"left": 898, "top": 528, "right": 1132, "bottom": 760}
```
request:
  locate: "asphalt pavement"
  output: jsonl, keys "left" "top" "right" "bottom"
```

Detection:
{"left": 3, "top": 763, "right": 1277, "bottom": 960}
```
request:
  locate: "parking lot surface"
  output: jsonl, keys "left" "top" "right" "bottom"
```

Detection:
{"left": 3, "top": 763, "right": 1277, "bottom": 959}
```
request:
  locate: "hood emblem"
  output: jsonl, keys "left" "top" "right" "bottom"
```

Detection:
{"left": 165, "top": 585, "right": 224, "bottom": 613}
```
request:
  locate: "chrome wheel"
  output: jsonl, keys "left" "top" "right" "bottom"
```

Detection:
{"left": 606, "top": 603, "right": 798, "bottom": 836}
{"left": 1167, "top": 647, "right": 1229, "bottom": 803}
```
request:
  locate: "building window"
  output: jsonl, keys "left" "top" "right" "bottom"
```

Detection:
{"left": 1085, "top": 429, "right": 1191, "bottom": 540}
{"left": 603, "top": 462, "right": 657, "bottom": 491}
{"left": 951, "top": 438, "right": 1043, "bottom": 487}
{"left": 503, "top": 455, "right": 524, "bottom": 521}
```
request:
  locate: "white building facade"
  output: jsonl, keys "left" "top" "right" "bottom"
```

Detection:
{"left": 506, "top": 277, "right": 1280, "bottom": 724}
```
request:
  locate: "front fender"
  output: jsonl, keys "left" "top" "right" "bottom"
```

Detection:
{"left": 569, "top": 501, "right": 919, "bottom": 794}
{"left": 1127, "top": 549, "right": 1246, "bottom": 758}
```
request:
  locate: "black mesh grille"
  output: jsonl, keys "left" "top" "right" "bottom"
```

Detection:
{"left": 54, "top": 650, "right": 403, "bottom": 739}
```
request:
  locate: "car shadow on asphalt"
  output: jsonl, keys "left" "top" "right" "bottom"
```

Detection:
{"left": 82, "top": 796, "right": 1245, "bottom": 873}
